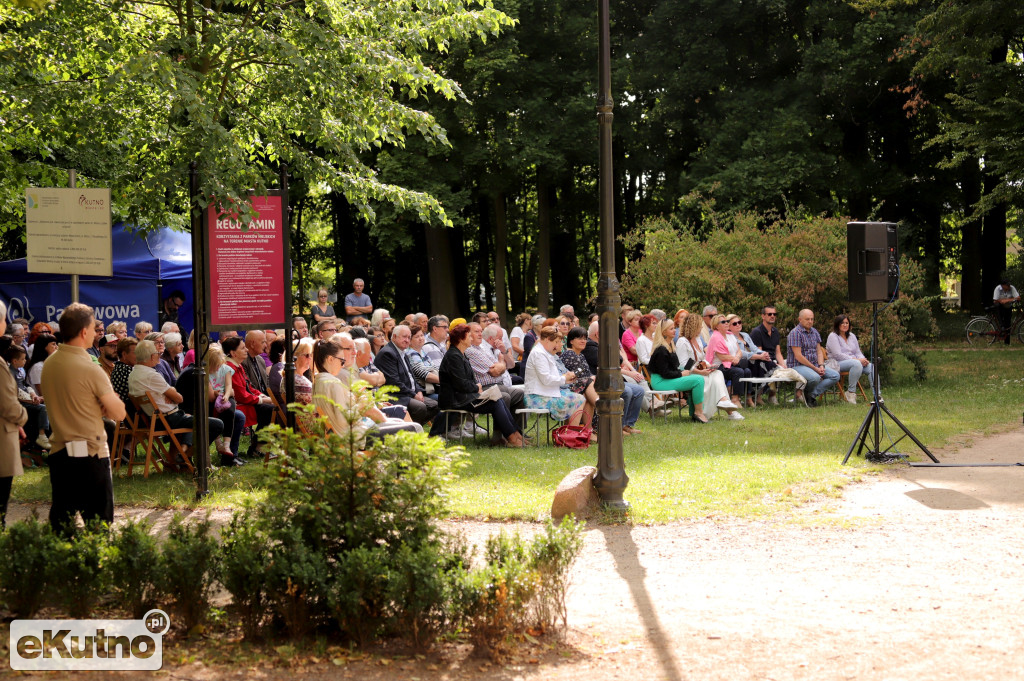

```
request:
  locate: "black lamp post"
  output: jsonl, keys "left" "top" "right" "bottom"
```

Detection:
{"left": 592, "top": 0, "right": 628, "bottom": 510}
{"left": 189, "top": 161, "right": 211, "bottom": 500}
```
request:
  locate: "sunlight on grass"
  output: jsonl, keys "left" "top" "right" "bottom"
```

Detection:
{"left": 12, "top": 348, "right": 1021, "bottom": 523}
{"left": 445, "top": 347, "right": 1022, "bottom": 522}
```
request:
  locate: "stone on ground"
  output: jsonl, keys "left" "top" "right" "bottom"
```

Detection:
{"left": 551, "top": 465, "right": 599, "bottom": 521}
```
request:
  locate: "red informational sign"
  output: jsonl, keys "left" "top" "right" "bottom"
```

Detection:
{"left": 207, "top": 194, "right": 286, "bottom": 328}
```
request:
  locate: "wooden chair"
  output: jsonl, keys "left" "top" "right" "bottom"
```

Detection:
{"left": 266, "top": 388, "right": 288, "bottom": 426}
{"left": 112, "top": 406, "right": 143, "bottom": 476}
{"left": 129, "top": 392, "right": 195, "bottom": 478}
{"left": 294, "top": 404, "right": 336, "bottom": 439}
{"left": 822, "top": 349, "right": 870, "bottom": 404}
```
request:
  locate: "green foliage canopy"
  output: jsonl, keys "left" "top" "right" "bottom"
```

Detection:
{"left": 0, "top": 0, "right": 513, "bottom": 231}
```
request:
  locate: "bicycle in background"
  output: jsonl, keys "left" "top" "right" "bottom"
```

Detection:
{"left": 965, "top": 302, "right": 1024, "bottom": 345}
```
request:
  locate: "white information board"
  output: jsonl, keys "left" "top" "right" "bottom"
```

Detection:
{"left": 25, "top": 187, "right": 112, "bottom": 276}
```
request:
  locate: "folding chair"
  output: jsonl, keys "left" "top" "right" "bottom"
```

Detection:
{"left": 439, "top": 409, "right": 492, "bottom": 444}
{"left": 294, "top": 404, "right": 337, "bottom": 439}
{"left": 267, "top": 388, "right": 288, "bottom": 426}
{"left": 823, "top": 349, "right": 870, "bottom": 404}
{"left": 639, "top": 365, "right": 685, "bottom": 422}
{"left": 129, "top": 392, "right": 195, "bottom": 478}
{"left": 112, "top": 407, "right": 143, "bottom": 476}
{"left": 515, "top": 408, "right": 562, "bottom": 447}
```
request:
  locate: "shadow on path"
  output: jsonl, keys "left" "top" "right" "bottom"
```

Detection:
{"left": 597, "top": 524, "right": 682, "bottom": 681}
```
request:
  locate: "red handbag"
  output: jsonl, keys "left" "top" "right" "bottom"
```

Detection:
{"left": 551, "top": 410, "right": 593, "bottom": 449}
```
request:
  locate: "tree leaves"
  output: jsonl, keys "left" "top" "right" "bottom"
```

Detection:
{"left": 0, "top": 0, "right": 512, "bottom": 233}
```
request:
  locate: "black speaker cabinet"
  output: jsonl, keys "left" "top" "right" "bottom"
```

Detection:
{"left": 847, "top": 222, "right": 898, "bottom": 302}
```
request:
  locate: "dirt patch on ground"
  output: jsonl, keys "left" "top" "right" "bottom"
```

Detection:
{"left": 6, "top": 425, "right": 1024, "bottom": 680}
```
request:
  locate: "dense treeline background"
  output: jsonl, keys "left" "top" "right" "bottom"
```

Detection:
{"left": 1, "top": 0, "right": 1021, "bottom": 318}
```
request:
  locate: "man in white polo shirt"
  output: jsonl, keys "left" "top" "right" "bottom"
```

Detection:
{"left": 993, "top": 279, "right": 1020, "bottom": 345}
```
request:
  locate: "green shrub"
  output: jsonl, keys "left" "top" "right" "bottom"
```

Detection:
{"left": 225, "top": 396, "right": 582, "bottom": 652}
{"left": 50, "top": 523, "right": 110, "bottom": 618}
{"left": 329, "top": 545, "right": 391, "bottom": 645}
{"left": 465, "top": 520, "right": 584, "bottom": 659}
{"left": 0, "top": 513, "right": 58, "bottom": 617}
{"left": 465, "top": 539, "right": 539, "bottom": 660}
{"left": 219, "top": 511, "right": 271, "bottom": 640}
{"left": 528, "top": 518, "right": 584, "bottom": 630}
{"left": 621, "top": 210, "right": 937, "bottom": 379}
{"left": 107, "top": 519, "right": 163, "bottom": 619}
{"left": 265, "top": 524, "right": 330, "bottom": 640}
{"left": 245, "top": 407, "right": 468, "bottom": 647}
{"left": 385, "top": 537, "right": 473, "bottom": 649}
{"left": 160, "top": 514, "right": 219, "bottom": 632}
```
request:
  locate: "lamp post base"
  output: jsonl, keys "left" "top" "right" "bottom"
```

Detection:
{"left": 600, "top": 498, "right": 631, "bottom": 514}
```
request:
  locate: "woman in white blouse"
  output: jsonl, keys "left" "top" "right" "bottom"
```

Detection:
{"left": 523, "top": 326, "right": 589, "bottom": 427}
{"left": 825, "top": 314, "right": 873, "bottom": 404}
{"left": 634, "top": 314, "right": 657, "bottom": 366}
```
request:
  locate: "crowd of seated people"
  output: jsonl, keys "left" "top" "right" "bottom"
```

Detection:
{"left": 0, "top": 287, "right": 876, "bottom": 473}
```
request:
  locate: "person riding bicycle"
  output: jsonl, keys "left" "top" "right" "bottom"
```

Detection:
{"left": 993, "top": 280, "right": 1020, "bottom": 345}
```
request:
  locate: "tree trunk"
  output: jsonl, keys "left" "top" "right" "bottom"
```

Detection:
{"left": 982, "top": 174, "right": 1007, "bottom": 298}
{"left": 613, "top": 151, "right": 626, "bottom": 278}
{"left": 424, "top": 223, "right": 459, "bottom": 316}
{"left": 623, "top": 170, "right": 637, "bottom": 238}
{"left": 293, "top": 196, "right": 305, "bottom": 315}
{"left": 493, "top": 193, "right": 509, "bottom": 324}
{"left": 536, "top": 175, "right": 552, "bottom": 316}
{"left": 551, "top": 191, "right": 578, "bottom": 314}
{"left": 477, "top": 192, "right": 493, "bottom": 313}
{"left": 330, "top": 192, "right": 344, "bottom": 305}
{"left": 331, "top": 192, "right": 362, "bottom": 303}
{"left": 508, "top": 240, "right": 525, "bottom": 312}
{"left": 960, "top": 161, "right": 983, "bottom": 313}
{"left": 452, "top": 223, "right": 471, "bottom": 317}
{"left": 393, "top": 223, "right": 429, "bottom": 314}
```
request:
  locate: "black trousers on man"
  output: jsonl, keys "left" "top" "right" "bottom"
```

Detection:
{"left": 404, "top": 395, "right": 439, "bottom": 426}
{"left": 997, "top": 304, "right": 1013, "bottom": 344}
{"left": 246, "top": 403, "right": 276, "bottom": 456}
{"left": 48, "top": 448, "right": 114, "bottom": 537}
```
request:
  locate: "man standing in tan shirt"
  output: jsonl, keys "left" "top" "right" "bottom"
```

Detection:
{"left": 41, "top": 303, "right": 126, "bottom": 535}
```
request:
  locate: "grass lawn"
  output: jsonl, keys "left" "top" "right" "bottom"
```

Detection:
{"left": 12, "top": 346, "right": 1022, "bottom": 523}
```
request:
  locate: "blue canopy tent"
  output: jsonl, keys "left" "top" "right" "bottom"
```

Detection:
{"left": 0, "top": 223, "right": 194, "bottom": 335}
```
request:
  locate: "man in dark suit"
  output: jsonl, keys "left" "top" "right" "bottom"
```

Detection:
{"left": 373, "top": 324, "right": 438, "bottom": 426}
{"left": 241, "top": 330, "right": 270, "bottom": 396}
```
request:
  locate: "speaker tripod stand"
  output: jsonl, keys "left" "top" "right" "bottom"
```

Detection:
{"left": 843, "top": 303, "right": 939, "bottom": 465}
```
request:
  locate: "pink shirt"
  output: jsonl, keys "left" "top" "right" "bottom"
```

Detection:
{"left": 621, "top": 327, "right": 640, "bottom": 363}
{"left": 705, "top": 331, "right": 732, "bottom": 368}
